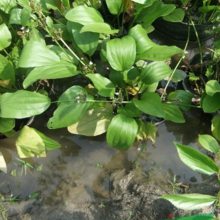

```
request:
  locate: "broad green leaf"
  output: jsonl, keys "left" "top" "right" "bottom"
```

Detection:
{"left": 68, "top": 22, "right": 99, "bottom": 56}
{"left": 9, "top": 7, "right": 31, "bottom": 26}
{"left": 202, "top": 93, "right": 220, "bottom": 113}
{"left": 163, "top": 193, "right": 216, "bottom": 210}
{"left": 0, "top": 23, "right": 12, "bottom": 51}
{"left": 49, "top": 45, "right": 77, "bottom": 63}
{"left": 118, "top": 102, "right": 142, "bottom": 118}
{"left": 129, "top": 25, "right": 182, "bottom": 61}
{"left": 205, "top": 80, "right": 220, "bottom": 96}
{"left": 171, "top": 69, "right": 187, "bottom": 83}
{"left": 176, "top": 143, "right": 219, "bottom": 175}
{"left": 198, "top": 134, "right": 220, "bottom": 154}
{"left": 0, "top": 90, "right": 51, "bottom": 118}
{"left": 48, "top": 86, "right": 91, "bottom": 129}
{"left": 140, "top": 61, "right": 171, "bottom": 84}
{"left": 106, "top": 36, "right": 136, "bottom": 71}
{"left": 133, "top": 92, "right": 164, "bottom": 118}
{"left": 140, "top": 44, "right": 183, "bottom": 61}
{"left": 0, "top": 54, "right": 15, "bottom": 86}
{"left": 16, "top": 126, "right": 60, "bottom": 158}
{"left": 105, "top": 0, "right": 123, "bottom": 15}
{"left": 163, "top": 103, "right": 185, "bottom": 123}
{"left": 9, "top": 8, "right": 22, "bottom": 24}
{"left": 175, "top": 214, "right": 215, "bottom": 220}
{"left": 17, "top": 0, "right": 31, "bottom": 10}
{"left": 0, "top": 152, "right": 7, "bottom": 173}
{"left": 0, "top": 0, "right": 17, "bottom": 14}
{"left": 87, "top": 73, "right": 115, "bottom": 98}
{"left": 23, "top": 61, "right": 79, "bottom": 88}
{"left": 19, "top": 39, "right": 60, "bottom": 68}
{"left": 43, "top": 0, "right": 60, "bottom": 10}
{"left": 163, "top": 8, "right": 185, "bottom": 22}
{"left": 211, "top": 115, "right": 220, "bottom": 141}
{"left": 137, "top": 121, "right": 157, "bottom": 143}
{"left": 135, "top": 1, "right": 175, "bottom": 27}
{"left": 129, "top": 25, "right": 153, "bottom": 56}
{"left": 81, "top": 23, "right": 118, "bottom": 35}
{"left": 107, "top": 114, "right": 138, "bottom": 149}
{"left": 168, "top": 90, "right": 193, "bottom": 111}
{"left": 68, "top": 104, "right": 113, "bottom": 136}
{"left": 65, "top": 5, "right": 104, "bottom": 25}
{"left": 0, "top": 118, "right": 15, "bottom": 133}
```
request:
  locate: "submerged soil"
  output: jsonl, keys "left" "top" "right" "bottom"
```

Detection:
{"left": 4, "top": 166, "right": 220, "bottom": 220}
{"left": 0, "top": 110, "right": 219, "bottom": 220}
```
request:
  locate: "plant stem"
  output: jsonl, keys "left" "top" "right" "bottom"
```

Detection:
{"left": 190, "top": 18, "right": 203, "bottom": 70}
{"left": 58, "top": 37, "right": 86, "bottom": 66}
{"left": 161, "top": 27, "right": 190, "bottom": 100}
{"left": 37, "top": 10, "right": 86, "bottom": 67}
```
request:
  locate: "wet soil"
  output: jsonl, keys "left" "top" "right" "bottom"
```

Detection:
{"left": 0, "top": 110, "right": 219, "bottom": 220}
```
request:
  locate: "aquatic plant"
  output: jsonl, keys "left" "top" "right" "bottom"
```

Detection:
{"left": 0, "top": 0, "right": 218, "bottom": 171}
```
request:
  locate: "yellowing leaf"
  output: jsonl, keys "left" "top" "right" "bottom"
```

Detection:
{"left": 16, "top": 126, "right": 60, "bottom": 158}
{"left": 68, "top": 105, "right": 113, "bottom": 136}
{"left": 0, "top": 152, "right": 7, "bottom": 173}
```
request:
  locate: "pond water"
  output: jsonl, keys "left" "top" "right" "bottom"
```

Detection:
{"left": 0, "top": 109, "right": 211, "bottom": 207}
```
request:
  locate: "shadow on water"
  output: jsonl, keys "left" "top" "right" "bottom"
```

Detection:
{"left": 0, "top": 109, "right": 215, "bottom": 219}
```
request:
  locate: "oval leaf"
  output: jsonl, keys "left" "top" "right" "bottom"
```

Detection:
{"left": 163, "top": 103, "right": 185, "bottom": 123}
{"left": 68, "top": 104, "right": 113, "bottom": 136}
{"left": 0, "top": 0, "right": 17, "bottom": 13}
{"left": 106, "top": 36, "right": 136, "bottom": 71}
{"left": 0, "top": 90, "right": 51, "bottom": 119}
{"left": 211, "top": 115, "right": 220, "bottom": 141}
{"left": 65, "top": 5, "right": 104, "bottom": 25}
{"left": 133, "top": 92, "right": 164, "bottom": 118}
{"left": 129, "top": 24, "right": 182, "bottom": 61}
{"left": 163, "top": 8, "right": 185, "bottom": 22}
{"left": 107, "top": 114, "right": 138, "bottom": 149}
{"left": 141, "top": 61, "right": 172, "bottom": 84}
{"left": 198, "top": 134, "right": 220, "bottom": 154}
{"left": 202, "top": 93, "right": 220, "bottom": 113}
{"left": 0, "top": 54, "right": 15, "bottom": 86}
{"left": 205, "top": 80, "right": 220, "bottom": 96}
{"left": 0, "top": 118, "right": 15, "bottom": 133}
{"left": 68, "top": 22, "right": 99, "bottom": 56}
{"left": 105, "top": 0, "right": 123, "bottom": 15}
{"left": 87, "top": 73, "right": 115, "bottom": 97}
{"left": 23, "top": 61, "right": 79, "bottom": 88}
{"left": 16, "top": 126, "right": 60, "bottom": 158}
{"left": 136, "top": 1, "right": 176, "bottom": 27}
{"left": 47, "top": 86, "right": 92, "bottom": 129}
{"left": 176, "top": 143, "right": 219, "bottom": 175}
{"left": 174, "top": 214, "right": 215, "bottom": 220}
{"left": 0, "top": 23, "right": 12, "bottom": 51}
{"left": 81, "top": 22, "right": 118, "bottom": 35}
{"left": 163, "top": 193, "right": 216, "bottom": 210}
{"left": 19, "top": 40, "right": 60, "bottom": 68}
{"left": 168, "top": 90, "right": 193, "bottom": 111}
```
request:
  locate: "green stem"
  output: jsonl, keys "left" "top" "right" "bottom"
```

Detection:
{"left": 38, "top": 11, "right": 86, "bottom": 67}
{"left": 161, "top": 26, "right": 190, "bottom": 100}
{"left": 58, "top": 37, "right": 86, "bottom": 66}
{"left": 190, "top": 18, "right": 203, "bottom": 70}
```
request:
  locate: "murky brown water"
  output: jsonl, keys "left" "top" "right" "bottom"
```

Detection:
{"left": 0, "top": 110, "right": 211, "bottom": 206}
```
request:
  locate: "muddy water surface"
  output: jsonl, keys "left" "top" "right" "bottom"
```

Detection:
{"left": 0, "top": 110, "right": 213, "bottom": 219}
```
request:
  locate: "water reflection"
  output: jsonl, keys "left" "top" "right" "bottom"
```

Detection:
{"left": 0, "top": 111, "right": 211, "bottom": 204}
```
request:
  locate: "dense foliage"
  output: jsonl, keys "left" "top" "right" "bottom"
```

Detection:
{"left": 0, "top": 0, "right": 220, "bottom": 218}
